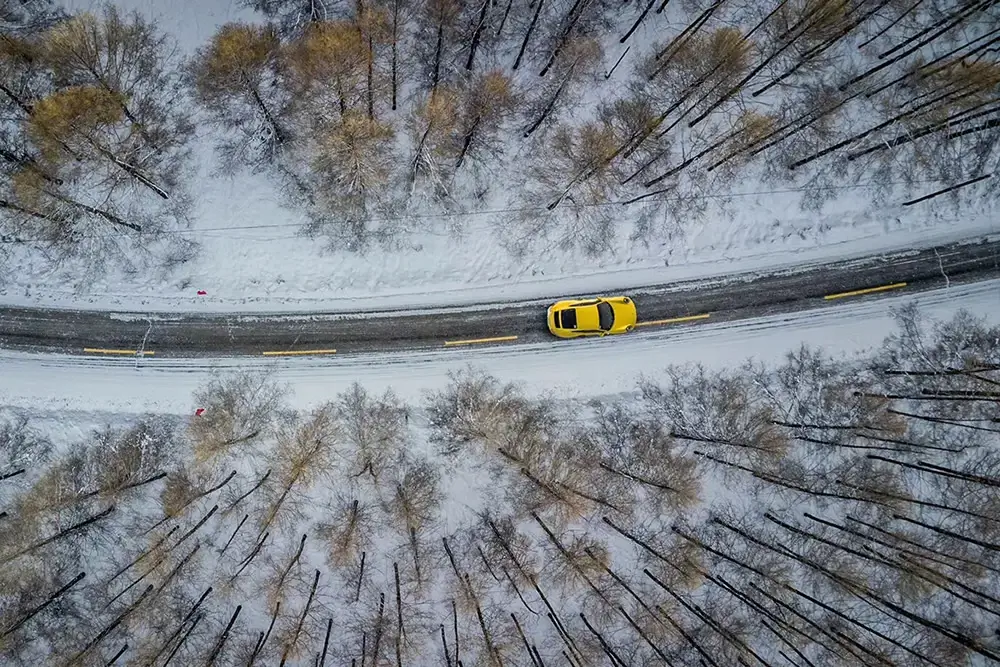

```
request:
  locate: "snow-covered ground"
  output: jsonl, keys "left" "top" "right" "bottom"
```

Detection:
{"left": 6, "top": 178, "right": 996, "bottom": 312}
{"left": 2, "top": 0, "right": 994, "bottom": 314}
{"left": 3, "top": 279, "right": 998, "bottom": 416}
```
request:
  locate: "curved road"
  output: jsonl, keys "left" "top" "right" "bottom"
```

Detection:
{"left": 1, "top": 237, "right": 998, "bottom": 357}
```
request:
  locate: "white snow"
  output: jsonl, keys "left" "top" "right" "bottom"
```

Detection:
{"left": 5, "top": 170, "right": 997, "bottom": 313}
{"left": 3, "top": 279, "right": 998, "bottom": 415}
{"left": 2, "top": 0, "right": 993, "bottom": 314}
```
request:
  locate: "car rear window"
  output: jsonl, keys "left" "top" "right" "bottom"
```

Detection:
{"left": 561, "top": 308, "right": 578, "bottom": 329}
{"left": 598, "top": 302, "right": 614, "bottom": 330}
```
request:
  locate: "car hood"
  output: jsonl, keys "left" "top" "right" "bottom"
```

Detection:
{"left": 610, "top": 300, "right": 637, "bottom": 329}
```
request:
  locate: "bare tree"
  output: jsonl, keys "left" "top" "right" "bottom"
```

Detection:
{"left": 244, "top": 0, "right": 336, "bottom": 36}
{"left": 304, "top": 110, "right": 399, "bottom": 250}
{"left": 337, "top": 382, "right": 408, "bottom": 481}
{"left": 189, "top": 22, "right": 288, "bottom": 172}
{"left": 255, "top": 403, "right": 339, "bottom": 538}
{"left": 188, "top": 371, "right": 287, "bottom": 466}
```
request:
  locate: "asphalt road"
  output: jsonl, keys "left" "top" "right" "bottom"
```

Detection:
{"left": 1, "top": 237, "right": 998, "bottom": 357}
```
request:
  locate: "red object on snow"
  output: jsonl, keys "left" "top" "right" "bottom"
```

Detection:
{"left": 195, "top": 408, "right": 205, "bottom": 416}
{"left": 197, "top": 290, "right": 207, "bottom": 295}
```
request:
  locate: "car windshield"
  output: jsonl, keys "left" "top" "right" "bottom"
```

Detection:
{"left": 597, "top": 302, "right": 614, "bottom": 331}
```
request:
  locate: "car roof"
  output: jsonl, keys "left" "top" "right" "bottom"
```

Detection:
{"left": 572, "top": 304, "right": 600, "bottom": 331}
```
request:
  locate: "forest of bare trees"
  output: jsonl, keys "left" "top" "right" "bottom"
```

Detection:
{"left": 3, "top": 0, "right": 1000, "bottom": 268}
{"left": 0, "top": 305, "right": 998, "bottom": 665}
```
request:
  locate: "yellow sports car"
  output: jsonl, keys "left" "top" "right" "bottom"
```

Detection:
{"left": 547, "top": 296, "right": 637, "bottom": 339}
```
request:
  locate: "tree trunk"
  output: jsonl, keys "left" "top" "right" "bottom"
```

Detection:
{"left": 729, "top": 516, "right": 1000, "bottom": 662}
{"left": 274, "top": 534, "right": 308, "bottom": 597}
{"left": 888, "top": 407, "right": 1000, "bottom": 434}
{"left": 653, "top": 602, "right": 722, "bottom": 667}
{"left": 0, "top": 81, "right": 34, "bottom": 116}
{"left": 391, "top": 0, "right": 400, "bottom": 110}
{"left": 477, "top": 544, "right": 500, "bottom": 582}
{"left": 694, "top": 450, "right": 868, "bottom": 502}
{"left": 643, "top": 125, "right": 745, "bottom": 187}
{"left": 372, "top": 594, "right": 386, "bottom": 667}
{"left": 845, "top": 514, "right": 1000, "bottom": 574}
{"left": 3, "top": 505, "right": 114, "bottom": 566}
{"left": 893, "top": 514, "right": 1000, "bottom": 551}
{"left": 617, "top": 606, "right": 673, "bottom": 664}
{"left": 0, "top": 147, "right": 63, "bottom": 185}
{"left": 472, "top": 590, "right": 503, "bottom": 667}
{"left": 865, "top": 27, "right": 1000, "bottom": 100}
{"left": 84, "top": 471, "right": 168, "bottom": 499}
{"left": 0, "top": 571, "right": 86, "bottom": 640}
{"left": 206, "top": 605, "right": 242, "bottom": 665}
{"left": 524, "top": 76, "right": 569, "bottom": 137}
{"left": 835, "top": 478, "right": 999, "bottom": 525}
{"left": 466, "top": 0, "right": 491, "bottom": 70}
{"left": 646, "top": 568, "right": 770, "bottom": 667}
{"left": 440, "top": 624, "right": 455, "bottom": 667}
{"left": 432, "top": 21, "right": 445, "bottom": 91}
{"left": 539, "top": 0, "right": 593, "bottom": 77}
{"left": 38, "top": 184, "right": 142, "bottom": 232}
{"left": 789, "top": 84, "right": 983, "bottom": 169}
{"left": 70, "top": 584, "right": 152, "bottom": 663}
{"left": 319, "top": 618, "right": 333, "bottom": 667}
{"left": 355, "top": 551, "right": 366, "bottom": 603}
{"left": 168, "top": 505, "right": 218, "bottom": 554}
{"left": 227, "top": 469, "right": 271, "bottom": 513}
{"left": 394, "top": 561, "right": 406, "bottom": 652}
{"left": 902, "top": 174, "right": 992, "bottom": 206}
{"left": 753, "top": 0, "right": 896, "bottom": 98}
{"left": 605, "top": 46, "right": 630, "bottom": 79}
{"left": 86, "top": 64, "right": 160, "bottom": 151}
{"left": 0, "top": 198, "right": 53, "bottom": 224}
{"left": 878, "top": 0, "right": 972, "bottom": 60}
{"left": 106, "top": 643, "right": 128, "bottom": 665}
{"left": 648, "top": 0, "right": 724, "bottom": 78}
{"left": 110, "top": 526, "right": 178, "bottom": 584}
{"left": 366, "top": 33, "right": 375, "bottom": 119}
{"left": 279, "top": 569, "right": 320, "bottom": 666}
{"left": 868, "top": 454, "right": 1000, "bottom": 488}
{"left": 502, "top": 566, "right": 536, "bottom": 614}
{"left": 247, "top": 81, "right": 287, "bottom": 145}
{"left": 151, "top": 544, "right": 202, "bottom": 604}
{"left": 688, "top": 0, "right": 838, "bottom": 129}
{"left": 532, "top": 512, "right": 609, "bottom": 601}
{"left": 768, "top": 513, "right": 1000, "bottom": 626}
{"left": 162, "top": 613, "right": 203, "bottom": 667}
{"left": 857, "top": 0, "right": 921, "bottom": 49}
{"left": 510, "top": 614, "right": 538, "bottom": 667}
{"left": 841, "top": 0, "right": 992, "bottom": 90}
{"left": 620, "top": 0, "right": 657, "bottom": 44}
{"left": 580, "top": 613, "right": 628, "bottom": 667}
{"left": 86, "top": 136, "right": 169, "bottom": 199}
{"left": 514, "top": 0, "right": 545, "bottom": 70}
{"left": 248, "top": 601, "right": 280, "bottom": 666}
{"left": 497, "top": 0, "right": 513, "bottom": 37}
{"left": 452, "top": 599, "right": 459, "bottom": 666}
{"left": 602, "top": 517, "right": 682, "bottom": 572}
{"left": 747, "top": 582, "right": 858, "bottom": 663}
{"left": 455, "top": 116, "right": 481, "bottom": 169}
{"left": 144, "top": 587, "right": 212, "bottom": 667}
{"left": 220, "top": 514, "right": 249, "bottom": 556}
{"left": 229, "top": 533, "right": 268, "bottom": 583}
{"left": 485, "top": 518, "right": 531, "bottom": 579}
